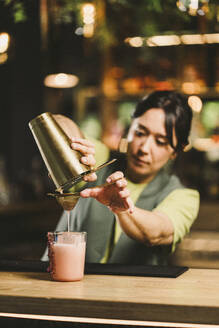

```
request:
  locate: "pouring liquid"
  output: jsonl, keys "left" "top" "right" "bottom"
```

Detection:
{"left": 67, "top": 210, "right": 70, "bottom": 232}
{"left": 57, "top": 189, "right": 75, "bottom": 232}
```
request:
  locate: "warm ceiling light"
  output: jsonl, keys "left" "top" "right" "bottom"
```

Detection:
{"left": 189, "top": 0, "right": 199, "bottom": 10}
{"left": 0, "top": 53, "right": 8, "bottom": 64}
{"left": 181, "top": 34, "right": 204, "bottom": 44}
{"left": 82, "top": 3, "right": 95, "bottom": 15}
{"left": 44, "top": 73, "right": 79, "bottom": 88}
{"left": 83, "top": 24, "right": 94, "bottom": 38}
{"left": 82, "top": 3, "right": 96, "bottom": 24}
{"left": 204, "top": 33, "right": 219, "bottom": 43}
{"left": 128, "top": 37, "right": 143, "bottom": 47}
{"left": 147, "top": 35, "right": 180, "bottom": 47}
{"left": 182, "top": 82, "right": 201, "bottom": 94}
{"left": 126, "top": 32, "right": 219, "bottom": 48}
{"left": 0, "top": 32, "right": 10, "bottom": 53}
{"left": 81, "top": 3, "right": 96, "bottom": 38}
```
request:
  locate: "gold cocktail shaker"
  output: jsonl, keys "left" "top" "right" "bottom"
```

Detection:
{"left": 29, "top": 112, "right": 116, "bottom": 209}
{"left": 29, "top": 112, "right": 91, "bottom": 192}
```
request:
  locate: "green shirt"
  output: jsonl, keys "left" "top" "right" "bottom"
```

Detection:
{"left": 89, "top": 137, "right": 199, "bottom": 260}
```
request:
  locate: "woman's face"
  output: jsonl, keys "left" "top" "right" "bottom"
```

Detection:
{"left": 126, "top": 108, "right": 177, "bottom": 183}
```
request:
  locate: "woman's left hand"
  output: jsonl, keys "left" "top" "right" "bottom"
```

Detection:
{"left": 80, "top": 171, "right": 134, "bottom": 213}
{"left": 70, "top": 137, "right": 97, "bottom": 182}
{"left": 53, "top": 114, "right": 97, "bottom": 182}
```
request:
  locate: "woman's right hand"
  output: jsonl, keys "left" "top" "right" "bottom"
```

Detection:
{"left": 70, "top": 137, "right": 97, "bottom": 182}
{"left": 80, "top": 171, "right": 134, "bottom": 213}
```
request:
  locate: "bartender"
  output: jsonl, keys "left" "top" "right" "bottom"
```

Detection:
{"left": 42, "top": 90, "right": 199, "bottom": 265}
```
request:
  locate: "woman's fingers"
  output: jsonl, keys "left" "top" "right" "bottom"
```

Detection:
{"left": 116, "top": 178, "right": 127, "bottom": 188}
{"left": 81, "top": 154, "right": 96, "bottom": 167}
{"left": 118, "top": 188, "right": 130, "bottom": 198}
{"left": 80, "top": 176, "right": 134, "bottom": 213}
{"left": 70, "top": 137, "right": 94, "bottom": 147}
{"left": 83, "top": 172, "right": 97, "bottom": 182}
{"left": 71, "top": 143, "right": 95, "bottom": 155}
{"left": 70, "top": 137, "right": 95, "bottom": 155}
{"left": 80, "top": 187, "right": 101, "bottom": 198}
{"left": 106, "top": 171, "right": 124, "bottom": 184}
{"left": 70, "top": 137, "right": 96, "bottom": 177}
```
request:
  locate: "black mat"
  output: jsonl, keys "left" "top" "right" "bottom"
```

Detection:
{"left": 0, "top": 260, "right": 48, "bottom": 272}
{"left": 0, "top": 260, "right": 188, "bottom": 278}
{"left": 85, "top": 262, "right": 188, "bottom": 278}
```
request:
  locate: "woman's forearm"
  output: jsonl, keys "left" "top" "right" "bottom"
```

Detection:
{"left": 116, "top": 207, "right": 174, "bottom": 246}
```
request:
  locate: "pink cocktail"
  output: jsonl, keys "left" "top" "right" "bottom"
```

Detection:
{"left": 48, "top": 231, "right": 86, "bottom": 282}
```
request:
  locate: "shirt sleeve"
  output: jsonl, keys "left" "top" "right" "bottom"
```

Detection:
{"left": 153, "top": 188, "right": 200, "bottom": 252}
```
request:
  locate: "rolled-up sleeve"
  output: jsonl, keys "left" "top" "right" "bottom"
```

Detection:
{"left": 153, "top": 188, "right": 200, "bottom": 252}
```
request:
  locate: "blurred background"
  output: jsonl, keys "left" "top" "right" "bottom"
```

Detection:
{"left": 0, "top": 0, "right": 219, "bottom": 267}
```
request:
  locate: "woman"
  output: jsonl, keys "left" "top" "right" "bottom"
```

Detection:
{"left": 43, "top": 90, "right": 199, "bottom": 265}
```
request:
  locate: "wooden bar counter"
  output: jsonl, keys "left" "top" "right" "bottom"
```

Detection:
{"left": 0, "top": 268, "right": 219, "bottom": 327}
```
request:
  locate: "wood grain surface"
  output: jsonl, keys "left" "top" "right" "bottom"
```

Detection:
{"left": 0, "top": 269, "right": 219, "bottom": 325}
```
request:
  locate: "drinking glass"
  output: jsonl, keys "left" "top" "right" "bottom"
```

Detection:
{"left": 47, "top": 231, "right": 86, "bottom": 282}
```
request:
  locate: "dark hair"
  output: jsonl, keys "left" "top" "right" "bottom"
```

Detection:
{"left": 133, "top": 90, "right": 192, "bottom": 153}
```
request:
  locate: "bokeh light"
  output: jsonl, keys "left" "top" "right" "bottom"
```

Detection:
{"left": 44, "top": 73, "right": 79, "bottom": 88}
